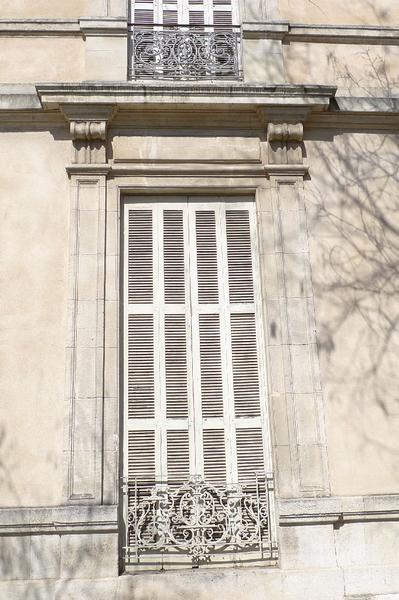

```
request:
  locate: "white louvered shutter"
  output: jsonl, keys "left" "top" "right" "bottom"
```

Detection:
{"left": 130, "top": 0, "right": 237, "bottom": 26}
{"left": 124, "top": 198, "right": 270, "bottom": 500}
{"left": 188, "top": 201, "right": 268, "bottom": 488}
{"left": 125, "top": 203, "right": 193, "bottom": 498}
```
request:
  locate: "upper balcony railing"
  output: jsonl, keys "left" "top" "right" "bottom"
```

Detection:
{"left": 128, "top": 25, "right": 241, "bottom": 80}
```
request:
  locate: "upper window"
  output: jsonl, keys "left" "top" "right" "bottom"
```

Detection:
{"left": 122, "top": 197, "right": 277, "bottom": 569}
{"left": 128, "top": 0, "right": 241, "bottom": 79}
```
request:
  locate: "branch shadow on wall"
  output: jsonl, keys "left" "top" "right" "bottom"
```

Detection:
{"left": 305, "top": 126, "right": 399, "bottom": 481}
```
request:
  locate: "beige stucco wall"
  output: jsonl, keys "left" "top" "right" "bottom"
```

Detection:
{"left": 0, "top": 37, "right": 85, "bottom": 83}
{"left": 305, "top": 130, "right": 399, "bottom": 496}
{"left": 0, "top": 129, "right": 70, "bottom": 507}
{"left": 0, "top": 0, "right": 87, "bottom": 19}
{"left": 284, "top": 42, "right": 399, "bottom": 96}
{"left": 279, "top": 0, "right": 399, "bottom": 26}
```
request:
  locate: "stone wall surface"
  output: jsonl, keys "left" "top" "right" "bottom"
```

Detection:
{"left": 305, "top": 131, "right": 399, "bottom": 496}
{"left": 0, "top": 0, "right": 87, "bottom": 19}
{"left": 279, "top": 0, "right": 399, "bottom": 26}
{"left": 0, "top": 38, "right": 85, "bottom": 84}
{"left": 0, "top": 129, "right": 70, "bottom": 507}
{"left": 284, "top": 43, "right": 399, "bottom": 97}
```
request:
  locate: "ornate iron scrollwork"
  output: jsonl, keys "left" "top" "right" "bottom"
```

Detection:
{"left": 129, "top": 27, "right": 240, "bottom": 79}
{"left": 125, "top": 475, "right": 276, "bottom": 563}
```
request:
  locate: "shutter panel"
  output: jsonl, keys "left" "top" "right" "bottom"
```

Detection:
{"left": 164, "top": 209, "right": 185, "bottom": 304}
{"left": 199, "top": 314, "right": 223, "bottom": 418}
{"left": 195, "top": 211, "right": 219, "bottom": 304}
{"left": 165, "top": 314, "right": 189, "bottom": 419}
{"left": 128, "top": 314, "right": 155, "bottom": 419}
{"left": 212, "top": 0, "right": 233, "bottom": 27}
{"left": 226, "top": 209, "right": 254, "bottom": 303}
{"left": 128, "top": 430, "right": 156, "bottom": 485}
{"left": 128, "top": 210, "right": 153, "bottom": 304}
{"left": 167, "top": 430, "right": 190, "bottom": 483}
{"left": 203, "top": 429, "right": 226, "bottom": 484}
{"left": 236, "top": 427, "right": 264, "bottom": 485}
{"left": 223, "top": 205, "right": 265, "bottom": 486}
{"left": 231, "top": 313, "right": 260, "bottom": 417}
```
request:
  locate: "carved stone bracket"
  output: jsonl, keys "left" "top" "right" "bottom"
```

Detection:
{"left": 62, "top": 105, "right": 115, "bottom": 164}
{"left": 70, "top": 120, "right": 107, "bottom": 141}
{"left": 267, "top": 122, "right": 304, "bottom": 165}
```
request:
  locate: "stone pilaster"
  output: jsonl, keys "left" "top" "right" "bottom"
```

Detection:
{"left": 257, "top": 116, "right": 330, "bottom": 497}
{"left": 62, "top": 106, "right": 115, "bottom": 504}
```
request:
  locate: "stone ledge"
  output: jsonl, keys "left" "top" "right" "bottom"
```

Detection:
{"left": 36, "top": 82, "right": 336, "bottom": 111}
{"left": 0, "top": 17, "right": 127, "bottom": 36}
{"left": 0, "top": 505, "right": 118, "bottom": 535}
{"left": 242, "top": 21, "right": 399, "bottom": 45}
{"left": 79, "top": 17, "right": 127, "bottom": 36}
{"left": 279, "top": 494, "right": 399, "bottom": 525}
{"left": 0, "top": 84, "right": 42, "bottom": 110}
{"left": 0, "top": 19, "right": 80, "bottom": 36}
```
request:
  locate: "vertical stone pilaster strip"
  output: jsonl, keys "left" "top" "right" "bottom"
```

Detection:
{"left": 258, "top": 120, "right": 330, "bottom": 497}
{"left": 62, "top": 106, "right": 115, "bottom": 503}
{"left": 64, "top": 174, "right": 108, "bottom": 502}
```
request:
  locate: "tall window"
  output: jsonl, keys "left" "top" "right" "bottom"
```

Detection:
{"left": 123, "top": 197, "right": 275, "bottom": 568}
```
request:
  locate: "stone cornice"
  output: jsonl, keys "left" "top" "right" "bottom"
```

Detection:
{"left": 243, "top": 21, "right": 399, "bottom": 45}
{"left": 36, "top": 83, "right": 336, "bottom": 112}
{"left": 0, "top": 505, "right": 118, "bottom": 535}
{"left": 279, "top": 494, "right": 399, "bottom": 526}
{"left": 1, "top": 18, "right": 399, "bottom": 45}
{"left": 0, "top": 18, "right": 81, "bottom": 36}
{"left": 79, "top": 17, "right": 127, "bottom": 37}
{"left": 0, "top": 17, "right": 126, "bottom": 37}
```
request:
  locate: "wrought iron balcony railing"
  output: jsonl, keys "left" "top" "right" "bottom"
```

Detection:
{"left": 123, "top": 474, "right": 278, "bottom": 567}
{"left": 128, "top": 26, "right": 241, "bottom": 80}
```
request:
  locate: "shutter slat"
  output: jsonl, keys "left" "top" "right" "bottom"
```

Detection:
{"left": 226, "top": 210, "right": 254, "bottom": 303}
{"left": 231, "top": 313, "right": 261, "bottom": 417}
{"left": 165, "top": 314, "right": 188, "bottom": 418}
{"left": 128, "top": 430, "right": 156, "bottom": 483}
{"left": 128, "top": 210, "right": 153, "bottom": 304}
{"left": 236, "top": 428, "right": 264, "bottom": 486}
{"left": 195, "top": 210, "right": 219, "bottom": 304}
{"left": 199, "top": 314, "right": 223, "bottom": 418}
{"left": 128, "top": 314, "right": 155, "bottom": 418}
{"left": 164, "top": 210, "right": 185, "bottom": 304}
{"left": 167, "top": 430, "right": 190, "bottom": 483}
{"left": 203, "top": 429, "right": 226, "bottom": 484}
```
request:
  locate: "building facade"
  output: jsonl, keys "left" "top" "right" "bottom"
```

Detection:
{"left": 0, "top": 0, "right": 399, "bottom": 598}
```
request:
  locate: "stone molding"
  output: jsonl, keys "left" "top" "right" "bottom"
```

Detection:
{"left": 79, "top": 17, "right": 127, "bottom": 37}
{"left": 1, "top": 18, "right": 399, "bottom": 45}
{"left": 36, "top": 83, "right": 336, "bottom": 111}
{"left": 0, "top": 19, "right": 81, "bottom": 36}
{"left": 279, "top": 495, "right": 399, "bottom": 525}
{"left": 0, "top": 17, "right": 126, "bottom": 37}
{"left": 242, "top": 21, "right": 399, "bottom": 45}
{"left": 0, "top": 505, "right": 117, "bottom": 535}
